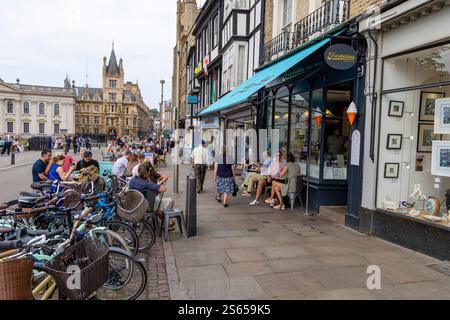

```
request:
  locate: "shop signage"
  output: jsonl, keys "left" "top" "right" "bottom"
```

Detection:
{"left": 187, "top": 95, "right": 198, "bottom": 104}
{"left": 324, "top": 44, "right": 357, "bottom": 70}
{"left": 283, "top": 54, "right": 324, "bottom": 82}
{"left": 202, "top": 117, "right": 219, "bottom": 129}
{"left": 195, "top": 61, "right": 202, "bottom": 75}
{"left": 203, "top": 55, "right": 210, "bottom": 76}
{"left": 350, "top": 130, "right": 361, "bottom": 166}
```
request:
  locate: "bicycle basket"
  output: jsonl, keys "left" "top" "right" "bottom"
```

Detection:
{"left": 44, "top": 238, "right": 109, "bottom": 300}
{"left": 116, "top": 189, "right": 149, "bottom": 223}
{"left": 0, "top": 258, "right": 34, "bottom": 300}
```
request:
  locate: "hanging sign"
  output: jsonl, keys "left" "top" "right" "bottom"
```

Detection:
{"left": 324, "top": 44, "right": 357, "bottom": 70}
{"left": 187, "top": 95, "right": 198, "bottom": 104}
{"left": 351, "top": 130, "right": 361, "bottom": 166}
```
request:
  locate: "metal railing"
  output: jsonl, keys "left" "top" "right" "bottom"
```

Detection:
{"left": 263, "top": 0, "right": 350, "bottom": 64}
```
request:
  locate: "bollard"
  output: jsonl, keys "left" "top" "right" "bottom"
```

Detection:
{"left": 185, "top": 173, "right": 197, "bottom": 238}
{"left": 10, "top": 152, "right": 15, "bottom": 165}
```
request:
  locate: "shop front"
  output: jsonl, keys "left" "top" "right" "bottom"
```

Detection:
{"left": 359, "top": 0, "right": 450, "bottom": 260}
{"left": 199, "top": 23, "right": 368, "bottom": 217}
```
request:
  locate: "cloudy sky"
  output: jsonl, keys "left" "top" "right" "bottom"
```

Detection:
{"left": 0, "top": 0, "right": 183, "bottom": 109}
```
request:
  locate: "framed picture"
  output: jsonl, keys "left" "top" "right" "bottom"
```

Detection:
{"left": 384, "top": 163, "right": 399, "bottom": 178}
{"left": 434, "top": 98, "right": 450, "bottom": 134}
{"left": 388, "top": 101, "right": 404, "bottom": 117}
{"left": 417, "top": 123, "right": 441, "bottom": 153}
{"left": 431, "top": 141, "right": 450, "bottom": 177}
{"left": 386, "top": 134, "right": 402, "bottom": 150}
{"left": 419, "top": 91, "right": 445, "bottom": 121}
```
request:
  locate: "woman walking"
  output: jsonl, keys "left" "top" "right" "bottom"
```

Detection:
{"left": 214, "top": 146, "right": 236, "bottom": 208}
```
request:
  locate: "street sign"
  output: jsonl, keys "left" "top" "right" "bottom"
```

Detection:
{"left": 187, "top": 95, "right": 198, "bottom": 104}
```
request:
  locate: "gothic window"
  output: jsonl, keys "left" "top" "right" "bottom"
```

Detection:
{"left": 109, "top": 80, "right": 117, "bottom": 88}
{"left": 7, "top": 101, "right": 13, "bottom": 114}
{"left": 109, "top": 93, "right": 116, "bottom": 102}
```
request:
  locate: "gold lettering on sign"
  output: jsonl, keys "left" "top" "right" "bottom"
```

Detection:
{"left": 327, "top": 52, "right": 356, "bottom": 62}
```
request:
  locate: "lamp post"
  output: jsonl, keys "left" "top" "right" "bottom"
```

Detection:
{"left": 159, "top": 80, "right": 165, "bottom": 140}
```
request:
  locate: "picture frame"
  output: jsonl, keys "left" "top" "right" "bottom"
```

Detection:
{"left": 386, "top": 134, "right": 403, "bottom": 150}
{"left": 384, "top": 163, "right": 399, "bottom": 179}
{"left": 419, "top": 91, "right": 445, "bottom": 122}
{"left": 388, "top": 100, "right": 404, "bottom": 117}
{"left": 431, "top": 141, "right": 450, "bottom": 177}
{"left": 434, "top": 98, "right": 450, "bottom": 134}
{"left": 417, "top": 123, "right": 441, "bottom": 153}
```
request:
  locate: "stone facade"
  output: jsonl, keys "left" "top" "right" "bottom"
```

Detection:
{"left": 0, "top": 79, "right": 75, "bottom": 138}
{"left": 172, "top": 0, "right": 199, "bottom": 128}
{"left": 74, "top": 46, "right": 150, "bottom": 139}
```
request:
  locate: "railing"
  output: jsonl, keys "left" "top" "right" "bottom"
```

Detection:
{"left": 263, "top": 0, "right": 350, "bottom": 64}
{"left": 263, "top": 31, "right": 296, "bottom": 63}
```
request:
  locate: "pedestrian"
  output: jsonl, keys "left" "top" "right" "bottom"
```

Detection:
{"left": 125, "top": 153, "right": 139, "bottom": 177}
{"left": 1, "top": 133, "right": 13, "bottom": 156}
{"left": 214, "top": 146, "right": 236, "bottom": 208}
{"left": 85, "top": 137, "right": 91, "bottom": 150}
{"left": 192, "top": 139, "right": 208, "bottom": 193}
{"left": 73, "top": 135, "right": 78, "bottom": 154}
{"left": 32, "top": 149, "right": 52, "bottom": 183}
{"left": 65, "top": 135, "right": 71, "bottom": 154}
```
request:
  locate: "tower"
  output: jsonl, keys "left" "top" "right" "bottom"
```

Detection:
{"left": 103, "top": 42, "right": 124, "bottom": 103}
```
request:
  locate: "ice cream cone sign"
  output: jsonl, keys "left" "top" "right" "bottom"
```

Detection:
{"left": 347, "top": 101, "right": 357, "bottom": 125}
{"left": 313, "top": 107, "right": 322, "bottom": 126}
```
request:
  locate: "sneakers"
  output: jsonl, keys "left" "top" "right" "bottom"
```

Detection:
{"left": 242, "top": 190, "right": 251, "bottom": 197}
{"left": 265, "top": 198, "right": 275, "bottom": 205}
{"left": 249, "top": 199, "right": 259, "bottom": 206}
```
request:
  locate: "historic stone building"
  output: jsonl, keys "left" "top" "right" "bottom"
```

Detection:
{"left": 75, "top": 45, "right": 150, "bottom": 140}
{"left": 0, "top": 78, "right": 75, "bottom": 138}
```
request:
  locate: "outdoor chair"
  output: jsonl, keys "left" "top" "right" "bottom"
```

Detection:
{"left": 288, "top": 175, "right": 304, "bottom": 211}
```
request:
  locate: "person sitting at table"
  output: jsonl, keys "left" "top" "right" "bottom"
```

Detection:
{"left": 103, "top": 144, "right": 115, "bottom": 162}
{"left": 132, "top": 153, "right": 147, "bottom": 177}
{"left": 264, "top": 153, "right": 301, "bottom": 209}
{"left": 242, "top": 151, "right": 271, "bottom": 197}
{"left": 125, "top": 153, "right": 139, "bottom": 177}
{"left": 249, "top": 151, "right": 285, "bottom": 206}
{"left": 75, "top": 150, "right": 100, "bottom": 171}
{"left": 47, "top": 155, "right": 76, "bottom": 191}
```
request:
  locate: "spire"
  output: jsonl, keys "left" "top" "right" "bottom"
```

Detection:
{"left": 106, "top": 42, "right": 119, "bottom": 75}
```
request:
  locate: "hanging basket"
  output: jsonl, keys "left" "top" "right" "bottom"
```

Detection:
{"left": 0, "top": 258, "right": 34, "bottom": 300}
{"left": 117, "top": 189, "right": 149, "bottom": 223}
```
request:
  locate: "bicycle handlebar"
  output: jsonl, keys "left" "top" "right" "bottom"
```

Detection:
{"left": 0, "top": 240, "right": 23, "bottom": 251}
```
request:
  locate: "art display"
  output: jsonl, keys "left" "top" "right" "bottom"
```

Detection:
{"left": 417, "top": 123, "right": 441, "bottom": 152}
{"left": 388, "top": 100, "right": 404, "bottom": 117}
{"left": 419, "top": 91, "right": 445, "bottom": 121}
{"left": 434, "top": 98, "right": 450, "bottom": 134}
{"left": 425, "top": 197, "right": 441, "bottom": 216}
{"left": 384, "top": 162, "right": 399, "bottom": 178}
{"left": 431, "top": 141, "right": 450, "bottom": 177}
{"left": 386, "top": 134, "right": 403, "bottom": 150}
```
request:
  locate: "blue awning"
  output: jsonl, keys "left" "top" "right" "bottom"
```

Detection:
{"left": 198, "top": 32, "right": 341, "bottom": 117}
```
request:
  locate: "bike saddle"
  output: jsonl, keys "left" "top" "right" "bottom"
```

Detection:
{"left": 20, "top": 191, "right": 41, "bottom": 198}
{"left": 15, "top": 228, "right": 54, "bottom": 242}
{"left": 30, "top": 182, "right": 51, "bottom": 191}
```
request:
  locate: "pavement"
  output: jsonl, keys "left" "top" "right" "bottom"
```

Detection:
{"left": 2, "top": 153, "right": 450, "bottom": 299}
{"left": 157, "top": 162, "right": 450, "bottom": 300}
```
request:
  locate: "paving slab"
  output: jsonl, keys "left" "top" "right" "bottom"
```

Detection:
{"left": 225, "top": 247, "right": 268, "bottom": 262}
{"left": 260, "top": 245, "right": 312, "bottom": 259}
{"left": 178, "top": 265, "right": 228, "bottom": 282}
{"left": 175, "top": 249, "right": 231, "bottom": 268}
{"left": 223, "top": 261, "right": 272, "bottom": 278}
{"left": 226, "top": 236, "right": 277, "bottom": 248}
{"left": 266, "top": 258, "right": 324, "bottom": 273}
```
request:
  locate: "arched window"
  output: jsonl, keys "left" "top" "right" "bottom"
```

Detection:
{"left": 54, "top": 104, "right": 60, "bottom": 116}
{"left": 39, "top": 103, "right": 45, "bottom": 115}
{"left": 7, "top": 101, "right": 13, "bottom": 114}
{"left": 23, "top": 102, "right": 29, "bottom": 114}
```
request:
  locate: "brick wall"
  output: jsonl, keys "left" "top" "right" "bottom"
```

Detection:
{"left": 295, "top": 0, "right": 310, "bottom": 24}
{"left": 264, "top": 0, "right": 273, "bottom": 45}
{"left": 350, "top": 0, "right": 383, "bottom": 18}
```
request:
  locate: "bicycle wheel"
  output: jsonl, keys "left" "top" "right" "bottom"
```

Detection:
{"left": 95, "top": 249, "right": 147, "bottom": 300}
{"left": 104, "top": 220, "right": 139, "bottom": 255}
{"left": 133, "top": 220, "right": 156, "bottom": 251}
{"left": 92, "top": 229, "right": 132, "bottom": 255}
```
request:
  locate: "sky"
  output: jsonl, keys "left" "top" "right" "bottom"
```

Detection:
{"left": 0, "top": 0, "right": 180, "bottom": 110}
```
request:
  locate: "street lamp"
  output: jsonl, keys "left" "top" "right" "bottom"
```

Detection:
{"left": 160, "top": 80, "right": 165, "bottom": 137}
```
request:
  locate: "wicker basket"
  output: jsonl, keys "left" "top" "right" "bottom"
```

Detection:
{"left": 44, "top": 238, "right": 109, "bottom": 300}
{"left": 117, "top": 189, "right": 149, "bottom": 223}
{"left": 0, "top": 258, "right": 34, "bottom": 300}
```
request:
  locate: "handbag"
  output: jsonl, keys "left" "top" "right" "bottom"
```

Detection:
{"left": 232, "top": 182, "right": 239, "bottom": 197}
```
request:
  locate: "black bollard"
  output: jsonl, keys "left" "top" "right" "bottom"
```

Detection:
{"left": 185, "top": 173, "right": 197, "bottom": 238}
{"left": 10, "top": 152, "right": 15, "bottom": 165}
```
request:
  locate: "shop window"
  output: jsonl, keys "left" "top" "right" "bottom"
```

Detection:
{"left": 274, "top": 89, "right": 290, "bottom": 158}
{"left": 378, "top": 43, "right": 450, "bottom": 226}
{"left": 290, "top": 92, "right": 310, "bottom": 163}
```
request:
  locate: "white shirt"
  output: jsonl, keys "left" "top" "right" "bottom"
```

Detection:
{"left": 132, "top": 163, "right": 140, "bottom": 177}
{"left": 192, "top": 146, "right": 208, "bottom": 165}
{"left": 112, "top": 156, "right": 129, "bottom": 176}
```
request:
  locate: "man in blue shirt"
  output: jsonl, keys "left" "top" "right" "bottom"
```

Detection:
{"left": 32, "top": 149, "right": 52, "bottom": 183}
